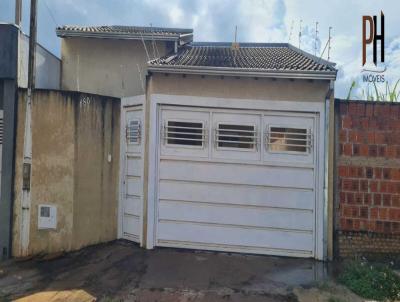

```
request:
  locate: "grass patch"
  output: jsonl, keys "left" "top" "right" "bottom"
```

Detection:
{"left": 338, "top": 260, "right": 400, "bottom": 301}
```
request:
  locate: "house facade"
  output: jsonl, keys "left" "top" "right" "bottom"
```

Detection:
{"left": 9, "top": 25, "right": 376, "bottom": 261}
{"left": 123, "top": 43, "right": 336, "bottom": 260}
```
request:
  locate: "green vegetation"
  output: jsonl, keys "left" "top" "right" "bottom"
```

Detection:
{"left": 346, "top": 79, "right": 400, "bottom": 101}
{"left": 328, "top": 297, "right": 345, "bottom": 302}
{"left": 338, "top": 260, "right": 400, "bottom": 301}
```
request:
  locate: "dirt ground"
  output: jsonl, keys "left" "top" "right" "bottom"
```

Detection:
{"left": 0, "top": 240, "right": 361, "bottom": 302}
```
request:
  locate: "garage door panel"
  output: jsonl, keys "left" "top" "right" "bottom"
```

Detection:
{"left": 159, "top": 180, "right": 314, "bottom": 210}
{"left": 124, "top": 196, "right": 141, "bottom": 216}
{"left": 126, "top": 176, "right": 142, "bottom": 196}
{"left": 155, "top": 106, "right": 319, "bottom": 258}
{"left": 126, "top": 156, "right": 143, "bottom": 177}
{"left": 159, "top": 160, "right": 314, "bottom": 189}
{"left": 159, "top": 200, "right": 314, "bottom": 231}
{"left": 157, "top": 221, "right": 313, "bottom": 253}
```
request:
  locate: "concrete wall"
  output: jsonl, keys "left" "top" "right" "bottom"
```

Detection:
{"left": 335, "top": 100, "right": 400, "bottom": 257}
{"left": 149, "top": 73, "right": 330, "bottom": 102}
{"left": 18, "top": 34, "right": 61, "bottom": 90}
{"left": 12, "top": 89, "right": 120, "bottom": 256}
{"left": 61, "top": 38, "right": 168, "bottom": 98}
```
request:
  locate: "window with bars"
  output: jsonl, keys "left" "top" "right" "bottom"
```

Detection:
{"left": 164, "top": 121, "right": 205, "bottom": 146}
{"left": 216, "top": 124, "right": 257, "bottom": 149}
{"left": 266, "top": 127, "right": 311, "bottom": 153}
{"left": 127, "top": 120, "right": 141, "bottom": 144}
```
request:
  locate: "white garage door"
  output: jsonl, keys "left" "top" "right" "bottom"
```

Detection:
{"left": 155, "top": 106, "right": 319, "bottom": 258}
{"left": 120, "top": 106, "right": 143, "bottom": 242}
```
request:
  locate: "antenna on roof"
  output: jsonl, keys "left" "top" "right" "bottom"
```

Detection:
{"left": 298, "top": 19, "right": 302, "bottom": 49}
{"left": 328, "top": 26, "right": 332, "bottom": 60}
{"left": 319, "top": 26, "right": 333, "bottom": 62}
{"left": 288, "top": 20, "right": 294, "bottom": 43}
{"left": 149, "top": 23, "right": 160, "bottom": 59}
{"left": 314, "top": 22, "right": 319, "bottom": 56}
{"left": 231, "top": 25, "right": 239, "bottom": 50}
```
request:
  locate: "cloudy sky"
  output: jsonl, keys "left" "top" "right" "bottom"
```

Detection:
{"left": 1, "top": 0, "right": 399, "bottom": 98}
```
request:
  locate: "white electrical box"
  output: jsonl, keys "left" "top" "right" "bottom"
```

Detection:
{"left": 38, "top": 204, "right": 57, "bottom": 230}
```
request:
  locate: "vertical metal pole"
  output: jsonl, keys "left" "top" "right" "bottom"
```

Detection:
{"left": 298, "top": 19, "right": 302, "bottom": 49}
{"left": 314, "top": 22, "right": 319, "bottom": 56}
{"left": 15, "top": 0, "right": 22, "bottom": 27}
{"left": 20, "top": 0, "right": 37, "bottom": 256}
{"left": 328, "top": 27, "right": 332, "bottom": 61}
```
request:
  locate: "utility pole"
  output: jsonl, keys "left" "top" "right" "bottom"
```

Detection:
{"left": 15, "top": 0, "right": 22, "bottom": 27}
{"left": 20, "top": 0, "right": 37, "bottom": 256}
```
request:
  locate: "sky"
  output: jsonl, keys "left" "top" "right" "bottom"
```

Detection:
{"left": 1, "top": 0, "right": 400, "bottom": 98}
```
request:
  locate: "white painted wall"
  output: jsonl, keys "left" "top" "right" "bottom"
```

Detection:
{"left": 18, "top": 33, "right": 61, "bottom": 90}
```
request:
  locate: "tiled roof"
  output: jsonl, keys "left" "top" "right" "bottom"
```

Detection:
{"left": 56, "top": 25, "right": 193, "bottom": 42}
{"left": 149, "top": 42, "right": 337, "bottom": 78}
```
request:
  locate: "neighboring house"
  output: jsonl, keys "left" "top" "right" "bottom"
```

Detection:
{"left": 0, "top": 23, "right": 60, "bottom": 259}
{"left": 56, "top": 25, "right": 193, "bottom": 98}
{"left": 123, "top": 42, "right": 337, "bottom": 260}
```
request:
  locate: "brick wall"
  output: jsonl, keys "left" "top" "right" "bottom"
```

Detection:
{"left": 336, "top": 100, "right": 400, "bottom": 257}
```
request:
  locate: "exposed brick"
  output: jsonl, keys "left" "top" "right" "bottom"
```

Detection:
{"left": 374, "top": 168, "right": 382, "bottom": 179}
{"left": 383, "top": 168, "right": 391, "bottom": 179}
{"left": 360, "top": 144, "right": 369, "bottom": 156}
{"left": 370, "top": 208, "right": 378, "bottom": 219}
{"left": 365, "top": 167, "right": 373, "bottom": 178}
{"left": 377, "top": 145, "right": 386, "bottom": 157}
{"left": 369, "top": 145, "right": 378, "bottom": 157}
{"left": 360, "top": 207, "right": 368, "bottom": 219}
{"left": 338, "top": 166, "right": 348, "bottom": 177}
{"left": 342, "top": 116, "right": 351, "bottom": 129}
{"left": 365, "top": 104, "right": 374, "bottom": 117}
{"left": 382, "top": 194, "right": 391, "bottom": 207}
{"left": 379, "top": 208, "right": 388, "bottom": 220}
{"left": 343, "top": 143, "right": 352, "bottom": 156}
{"left": 336, "top": 101, "right": 400, "bottom": 256}
{"left": 364, "top": 193, "right": 372, "bottom": 205}
{"left": 360, "top": 180, "right": 368, "bottom": 192}
{"left": 369, "top": 180, "right": 378, "bottom": 192}
{"left": 348, "top": 103, "right": 359, "bottom": 116}
{"left": 386, "top": 145, "right": 397, "bottom": 158}
{"left": 367, "top": 131, "right": 375, "bottom": 144}
{"left": 373, "top": 193, "right": 382, "bottom": 206}
{"left": 339, "top": 103, "right": 348, "bottom": 115}
{"left": 355, "top": 192, "right": 364, "bottom": 204}
{"left": 342, "top": 179, "right": 352, "bottom": 191}
{"left": 339, "top": 129, "right": 348, "bottom": 143}
{"left": 392, "top": 195, "right": 400, "bottom": 207}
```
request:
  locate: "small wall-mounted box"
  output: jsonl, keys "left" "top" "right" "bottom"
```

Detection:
{"left": 38, "top": 204, "right": 57, "bottom": 230}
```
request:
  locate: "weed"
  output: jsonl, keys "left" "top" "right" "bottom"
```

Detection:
{"left": 338, "top": 260, "right": 400, "bottom": 301}
{"left": 328, "top": 297, "right": 345, "bottom": 302}
{"left": 346, "top": 79, "right": 400, "bottom": 102}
